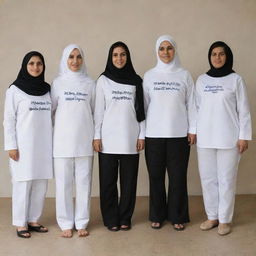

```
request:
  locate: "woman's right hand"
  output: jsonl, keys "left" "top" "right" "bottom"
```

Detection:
{"left": 8, "top": 149, "right": 19, "bottom": 161}
{"left": 188, "top": 133, "right": 196, "bottom": 145}
{"left": 237, "top": 140, "right": 248, "bottom": 154}
{"left": 93, "top": 139, "right": 102, "bottom": 152}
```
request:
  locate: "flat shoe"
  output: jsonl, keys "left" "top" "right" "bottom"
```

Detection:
{"left": 173, "top": 224, "right": 185, "bottom": 231}
{"left": 151, "top": 222, "right": 162, "bottom": 229}
{"left": 28, "top": 224, "right": 48, "bottom": 233}
{"left": 17, "top": 229, "right": 31, "bottom": 238}
{"left": 218, "top": 223, "right": 231, "bottom": 236}
{"left": 200, "top": 220, "right": 218, "bottom": 231}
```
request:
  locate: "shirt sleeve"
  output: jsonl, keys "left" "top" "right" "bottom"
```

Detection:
{"left": 143, "top": 75, "right": 150, "bottom": 114}
{"left": 138, "top": 120, "right": 145, "bottom": 139}
{"left": 94, "top": 77, "right": 105, "bottom": 139}
{"left": 236, "top": 77, "right": 252, "bottom": 140}
{"left": 195, "top": 77, "right": 201, "bottom": 112}
{"left": 185, "top": 72, "right": 197, "bottom": 134}
{"left": 90, "top": 81, "right": 96, "bottom": 115}
{"left": 50, "top": 80, "right": 60, "bottom": 127}
{"left": 3, "top": 87, "right": 18, "bottom": 150}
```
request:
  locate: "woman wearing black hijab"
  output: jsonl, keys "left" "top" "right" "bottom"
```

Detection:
{"left": 93, "top": 42, "right": 145, "bottom": 231}
{"left": 195, "top": 41, "right": 251, "bottom": 235}
{"left": 3, "top": 52, "right": 53, "bottom": 238}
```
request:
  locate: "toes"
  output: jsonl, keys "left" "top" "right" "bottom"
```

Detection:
{"left": 151, "top": 222, "right": 160, "bottom": 228}
{"left": 41, "top": 227, "right": 48, "bottom": 232}
{"left": 61, "top": 230, "right": 73, "bottom": 238}
{"left": 78, "top": 229, "right": 89, "bottom": 237}
{"left": 173, "top": 224, "right": 185, "bottom": 230}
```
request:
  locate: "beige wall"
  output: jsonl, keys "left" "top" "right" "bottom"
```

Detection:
{"left": 0, "top": 0, "right": 255, "bottom": 197}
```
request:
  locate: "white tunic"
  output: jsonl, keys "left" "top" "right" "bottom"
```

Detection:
{"left": 94, "top": 75, "right": 145, "bottom": 154}
{"left": 51, "top": 77, "right": 95, "bottom": 157}
{"left": 195, "top": 73, "right": 252, "bottom": 149}
{"left": 143, "top": 69, "right": 196, "bottom": 138}
{"left": 3, "top": 85, "right": 53, "bottom": 181}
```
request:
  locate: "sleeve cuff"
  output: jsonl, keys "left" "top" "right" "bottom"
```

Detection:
{"left": 239, "top": 132, "right": 252, "bottom": 141}
{"left": 188, "top": 127, "right": 196, "bottom": 134}
{"left": 4, "top": 144, "right": 18, "bottom": 151}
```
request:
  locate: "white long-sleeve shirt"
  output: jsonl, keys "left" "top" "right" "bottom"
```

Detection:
{"left": 94, "top": 75, "right": 145, "bottom": 154}
{"left": 143, "top": 69, "right": 196, "bottom": 137}
{"left": 3, "top": 85, "right": 53, "bottom": 181}
{"left": 195, "top": 73, "right": 252, "bottom": 149}
{"left": 51, "top": 77, "right": 95, "bottom": 157}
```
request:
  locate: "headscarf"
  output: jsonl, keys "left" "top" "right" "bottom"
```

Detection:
{"left": 11, "top": 51, "right": 50, "bottom": 96}
{"left": 154, "top": 35, "right": 184, "bottom": 73}
{"left": 206, "top": 41, "right": 235, "bottom": 77}
{"left": 57, "top": 44, "right": 93, "bottom": 84}
{"left": 101, "top": 41, "right": 145, "bottom": 122}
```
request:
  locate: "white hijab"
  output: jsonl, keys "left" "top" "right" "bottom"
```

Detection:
{"left": 154, "top": 35, "right": 184, "bottom": 73}
{"left": 57, "top": 44, "right": 93, "bottom": 83}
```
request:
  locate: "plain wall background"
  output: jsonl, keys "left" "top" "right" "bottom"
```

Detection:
{"left": 0, "top": 0, "right": 255, "bottom": 197}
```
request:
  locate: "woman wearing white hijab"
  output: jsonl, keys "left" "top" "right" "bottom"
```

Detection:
{"left": 143, "top": 35, "right": 196, "bottom": 230}
{"left": 51, "top": 44, "right": 95, "bottom": 238}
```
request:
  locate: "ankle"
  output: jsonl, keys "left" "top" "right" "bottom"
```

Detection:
{"left": 17, "top": 226, "right": 27, "bottom": 231}
{"left": 208, "top": 219, "right": 218, "bottom": 223}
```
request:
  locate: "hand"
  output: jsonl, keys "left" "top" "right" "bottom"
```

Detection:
{"left": 8, "top": 149, "right": 19, "bottom": 161}
{"left": 188, "top": 133, "right": 196, "bottom": 145}
{"left": 237, "top": 140, "right": 248, "bottom": 154}
{"left": 137, "top": 139, "right": 145, "bottom": 152}
{"left": 93, "top": 139, "right": 102, "bottom": 152}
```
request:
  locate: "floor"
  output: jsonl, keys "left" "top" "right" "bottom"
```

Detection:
{"left": 0, "top": 196, "right": 255, "bottom": 256}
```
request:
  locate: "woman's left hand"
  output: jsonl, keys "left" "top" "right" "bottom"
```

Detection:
{"left": 137, "top": 139, "right": 145, "bottom": 152}
{"left": 237, "top": 140, "right": 248, "bottom": 153}
{"left": 188, "top": 133, "right": 196, "bottom": 145}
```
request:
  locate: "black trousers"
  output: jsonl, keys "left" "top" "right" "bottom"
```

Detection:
{"left": 145, "top": 137, "right": 190, "bottom": 224}
{"left": 99, "top": 152, "right": 139, "bottom": 227}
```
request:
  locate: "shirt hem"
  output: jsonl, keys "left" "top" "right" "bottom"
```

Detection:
{"left": 12, "top": 176, "right": 53, "bottom": 182}
{"left": 101, "top": 151, "right": 139, "bottom": 155}
{"left": 145, "top": 135, "right": 188, "bottom": 138}
{"left": 197, "top": 145, "right": 237, "bottom": 149}
{"left": 53, "top": 153, "right": 94, "bottom": 158}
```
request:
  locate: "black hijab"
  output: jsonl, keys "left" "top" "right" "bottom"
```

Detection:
{"left": 11, "top": 51, "right": 50, "bottom": 96}
{"left": 101, "top": 41, "right": 145, "bottom": 122}
{"left": 206, "top": 41, "right": 235, "bottom": 77}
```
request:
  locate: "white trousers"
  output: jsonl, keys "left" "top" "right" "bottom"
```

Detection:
{"left": 54, "top": 156, "right": 93, "bottom": 230}
{"left": 197, "top": 147, "right": 240, "bottom": 223}
{"left": 12, "top": 179, "right": 48, "bottom": 227}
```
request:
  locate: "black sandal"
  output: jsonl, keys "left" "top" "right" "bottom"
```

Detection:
{"left": 120, "top": 225, "right": 131, "bottom": 231}
{"left": 107, "top": 226, "right": 120, "bottom": 232}
{"left": 17, "top": 229, "right": 31, "bottom": 238}
{"left": 28, "top": 224, "right": 48, "bottom": 233}
{"left": 173, "top": 224, "right": 185, "bottom": 231}
{"left": 151, "top": 222, "right": 162, "bottom": 229}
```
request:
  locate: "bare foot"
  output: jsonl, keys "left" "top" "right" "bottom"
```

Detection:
{"left": 77, "top": 229, "right": 89, "bottom": 237}
{"left": 61, "top": 229, "right": 73, "bottom": 238}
